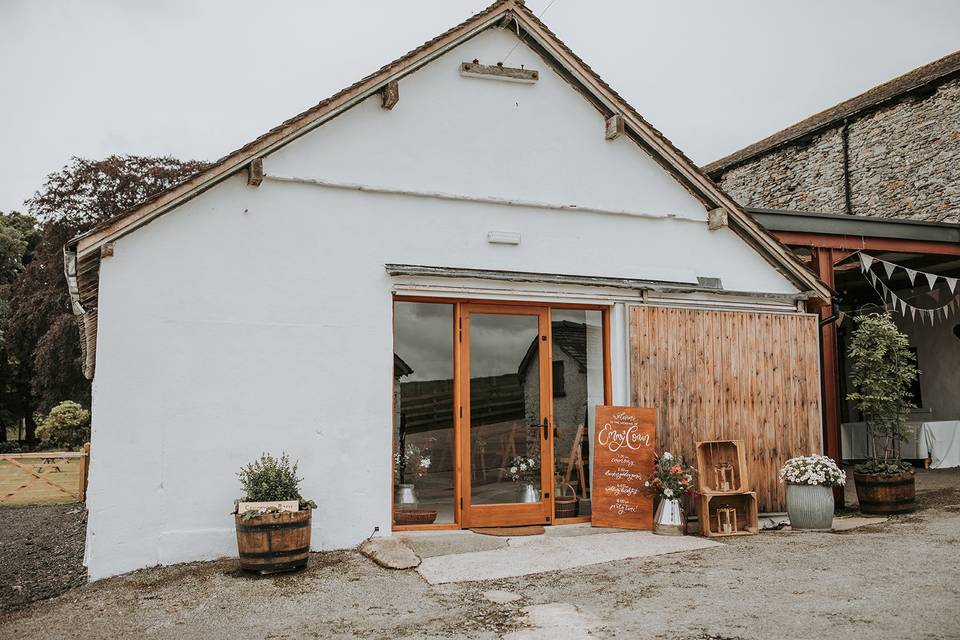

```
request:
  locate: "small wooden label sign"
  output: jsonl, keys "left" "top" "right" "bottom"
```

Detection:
{"left": 591, "top": 405, "right": 656, "bottom": 530}
{"left": 237, "top": 500, "right": 299, "bottom": 515}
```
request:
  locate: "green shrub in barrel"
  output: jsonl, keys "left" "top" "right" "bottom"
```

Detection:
{"left": 846, "top": 313, "right": 919, "bottom": 514}
{"left": 234, "top": 452, "right": 316, "bottom": 574}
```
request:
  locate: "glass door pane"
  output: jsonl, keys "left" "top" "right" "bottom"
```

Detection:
{"left": 550, "top": 309, "right": 605, "bottom": 519}
{"left": 468, "top": 312, "right": 543, "bottom": 506}
{"left": 393, "top": 302, "right": 455, "bottom": 525}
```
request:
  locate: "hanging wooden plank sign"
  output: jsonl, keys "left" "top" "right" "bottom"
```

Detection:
{"left": 591, "top": 405, "right": 656, "bottom": 529}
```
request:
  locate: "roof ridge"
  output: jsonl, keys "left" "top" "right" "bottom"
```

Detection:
{"left": 705, "top": 49, "right": 960, "bottom": 175}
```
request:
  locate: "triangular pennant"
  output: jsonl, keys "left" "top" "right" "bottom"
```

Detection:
{"left": 882, "top": 261, "right": 897, "bottom": 279}
{"left": 909, "top": 306, "right": 916, "bottom": 321}
{"left": 947, "top": 277, "right": 958, "bottom": 294}
{"left": 906, "top": 269, "right": 918, "bottom": 286}
{"left": 925, "top": 272, "right": 939, "bottom": 290}
{"left": 860, "top": 253, "right": 875, "bottom": 272}
{"left": 928, "top": 309, "right": 936, "bottom": 324}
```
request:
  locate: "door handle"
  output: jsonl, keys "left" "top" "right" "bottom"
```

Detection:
{"left": 542, "top": 417, "right": 549, "bottom": 440}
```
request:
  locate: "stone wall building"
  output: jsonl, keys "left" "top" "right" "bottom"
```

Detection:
{"left": 706, "top": 51, "right": 960, "bottom": 224}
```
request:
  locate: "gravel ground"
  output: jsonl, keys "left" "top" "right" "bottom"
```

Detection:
{"left": 1, "top": 470, "right": 958, "bottom": 639}
{"left": 0, "top": 503, "right": 87, "bottom": 612}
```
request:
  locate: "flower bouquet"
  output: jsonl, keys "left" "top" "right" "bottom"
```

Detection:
{"left": 645, "top": 451, "right": 697, "bottom": 500}
{"left": 507, "top": 455, "right": 539, "bottom": 482}
{"left": 645, "top": 452, "right": 696, "bottom": 536}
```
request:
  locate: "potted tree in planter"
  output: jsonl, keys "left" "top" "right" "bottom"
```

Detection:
{"left": 234, "top": 452, "right": 316, "bottom": 574}
{"left": 846, "top": 313, "right": 919, "bottom": 515}
{"left": 779, "top": 455, "right": 846, "bottom": 530}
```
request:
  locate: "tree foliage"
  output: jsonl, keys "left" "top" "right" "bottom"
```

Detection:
{"left": 2, "top": 155, "right": 208, "bottom": 440}
{"left": 846, "top": 313, "right": 918, "bottom": 471}
{"left": 36, "top": 400, "right": 90, "bottom": 450}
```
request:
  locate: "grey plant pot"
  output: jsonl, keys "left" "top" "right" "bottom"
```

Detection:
{"left": 786, "top": 484, "right": 834, "bottom": 530}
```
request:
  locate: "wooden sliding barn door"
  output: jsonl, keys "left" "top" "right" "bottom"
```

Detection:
{"left": 629, "top": 306, "right": 821, "bottom": 513}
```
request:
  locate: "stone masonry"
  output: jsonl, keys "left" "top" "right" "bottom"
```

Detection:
{"left": 713, "top": 76, "right": 960, "bottom": 224}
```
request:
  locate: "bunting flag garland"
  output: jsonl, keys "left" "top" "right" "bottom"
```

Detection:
{"left": 857, "top": 251, "right": 959, "bottom": 325}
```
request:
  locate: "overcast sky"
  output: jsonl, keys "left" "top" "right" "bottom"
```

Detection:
{"left": 2, "top": 1, "right": 958, "bottom": 212}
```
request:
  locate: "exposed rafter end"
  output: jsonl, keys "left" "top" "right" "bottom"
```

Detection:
{"left": 497, "top": 12, "right": 516, "bottom": 29}
{"left": 101, "top": 242, "right": 115, "bottom": 258}
{"left": 380, "top": 80, "right": 400, "bottom": 110}
{"left": 708, "top": 208, "right": 729, "bottom": 230}
{"left": 605, "top": 114, "right": 624, "bottom": 140}
{"left": 247, "top": 158, "right": 264, "bottom": 187}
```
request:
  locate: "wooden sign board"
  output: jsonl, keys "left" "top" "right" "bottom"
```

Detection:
{"left": 591, "top": 405, "right": 656, "bottom": 529}
{"left": 237, "top": 500, "right": 299, "bottom": 515}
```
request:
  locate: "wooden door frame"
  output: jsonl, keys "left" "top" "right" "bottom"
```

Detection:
{"left": 458, "top": 303, "right": 553, "bottom": 528}
{"left": 391, "top": 295, "right": 613, "bottom": 532}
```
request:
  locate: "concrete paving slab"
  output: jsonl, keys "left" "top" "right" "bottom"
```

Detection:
{"left": 399, "top": 533, "right": 508, "bottom": 558}
{"left": 502, "top": 603, "right": 599, "bottom": 640}
{"left": 358, "top": 537, "right": 420, "bottom": 569}
{"left": 542, "top": 523, "right": 632, "bottom": 538}
{"left": 830, "top": 516, "right": 888, "bottom": 531}
{"left": 416, "top": 531, "right": 721, "bottom": 584}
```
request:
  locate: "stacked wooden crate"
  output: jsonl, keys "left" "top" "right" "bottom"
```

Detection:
{"left": 695, "top": 440, "right": 759, "bottom": 537}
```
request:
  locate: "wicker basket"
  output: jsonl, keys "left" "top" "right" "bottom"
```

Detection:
{"left": 394, "top": 509, "right": 438, "bottom": 525}
{"left": 554, "top": 483, "right": 579, "bottom": 518}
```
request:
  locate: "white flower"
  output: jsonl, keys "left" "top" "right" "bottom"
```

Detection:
{"left": 662, "top": 452, "right": 673, "bottom": 460}
{"left": 519, "top": 464, "right": 527, "bottom": 471}
{"left": 510, "top": 466, "right": 518, "bottom": 474}
{"left": 663, "top": 488, "right": 674, "bottom": 498}
{"left": 420, "top": 457, "right": 431, "bottom": 468}
{"left": 644, "top": 481, "right": 650, "bottom": 487}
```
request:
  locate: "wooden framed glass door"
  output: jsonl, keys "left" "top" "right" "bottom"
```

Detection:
{"left": 458, "top": 304, "right": 553, "bottom": 528}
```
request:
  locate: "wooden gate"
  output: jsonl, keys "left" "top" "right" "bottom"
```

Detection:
{"left": 629, "top": 306, "right": 821, "bottom": 513}
{"left": 0, "top": 444, "right": 91, "bottom": 505}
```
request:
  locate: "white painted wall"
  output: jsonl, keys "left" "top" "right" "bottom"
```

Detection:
{"left": 84, "top": 27, "right": 801, "bottom": 579}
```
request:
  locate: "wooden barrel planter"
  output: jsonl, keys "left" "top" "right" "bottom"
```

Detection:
{"left": 235, "top": 510, "right": 312, "bottom": 574}
{"left": 853, "top": 471, "right": 916, "bottom": 515}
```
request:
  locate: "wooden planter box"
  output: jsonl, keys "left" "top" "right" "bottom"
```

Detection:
{"left": 696, "top": 440, "right": 749, "bottom": 494}
{"left": 698, "top": 492, "right": 759, "bottom": 537}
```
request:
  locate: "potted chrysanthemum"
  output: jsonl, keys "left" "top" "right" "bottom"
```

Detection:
{"left": 645, "top": 452, "right": 697, "bottom": 535}
{"left": 779, "top": 455, "right": 845, "bottom": 530}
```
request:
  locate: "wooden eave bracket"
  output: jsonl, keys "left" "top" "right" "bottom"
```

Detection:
{"left": 708, "top": 207, "right": 729, "bottom": 230}
{"left": 247, "top": 158, "right": 264, "bottom": 187}
{"left": 380, "top": 80, "right": 399, "bottom": 110}
{"left": 605, "top": 115, "right": 624, "bottom": 140}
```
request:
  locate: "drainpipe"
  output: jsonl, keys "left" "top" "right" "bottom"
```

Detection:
{"left": 841, "top": 118, "right": 852, "bottom": 215}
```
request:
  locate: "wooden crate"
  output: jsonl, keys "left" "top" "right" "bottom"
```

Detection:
{"left": 698, "top": 492, "right": 759, "bottom": 537}
{"left": 696, "top": 440, "right": 749, "bottom": 494}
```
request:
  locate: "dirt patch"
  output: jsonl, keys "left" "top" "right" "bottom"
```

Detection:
{"left": 0, "top": 503, "right": 87, "bottom": 613}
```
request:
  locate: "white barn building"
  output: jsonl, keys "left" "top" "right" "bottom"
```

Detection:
{"left": 66, "top": 0, "right": 829, "bottom": 580}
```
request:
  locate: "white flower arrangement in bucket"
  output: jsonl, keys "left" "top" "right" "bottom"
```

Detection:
{"left": 508, "top": 456, "right": 539, "bottom": 503}
{"left": 779, "top": 455, "right": 845, "bottom": 530}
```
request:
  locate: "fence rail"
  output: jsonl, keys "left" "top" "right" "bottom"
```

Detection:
{"left": 0, "top": 443, "right": 90, "bottom": 506}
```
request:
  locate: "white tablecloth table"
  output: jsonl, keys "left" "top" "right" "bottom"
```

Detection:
{"left": 921, "top": 420, "right": 960, "bottom": 469}
{"left": 841, "top": 420, "right": 960, "bottom": 468}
